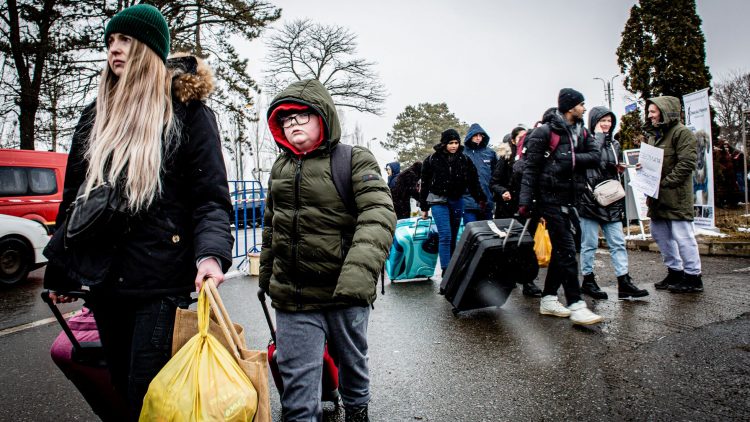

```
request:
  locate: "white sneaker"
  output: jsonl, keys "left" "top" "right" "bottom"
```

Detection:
{"left": 568, "top": 301, "right": 603, "bottom": 325}
{"left": 539, "top": 295, "right": 571, "bottom": 317}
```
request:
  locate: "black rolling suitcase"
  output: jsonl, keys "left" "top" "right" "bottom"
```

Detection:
{"left": 439, "top": 218, "right": 538, "bottom": 314}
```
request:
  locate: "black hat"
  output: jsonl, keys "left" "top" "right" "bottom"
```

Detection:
{"left": 558, "top": 88, "right": 585, "bottom": 113}
{"left": 440, "top": 128, "right": 461, "bottom": 145}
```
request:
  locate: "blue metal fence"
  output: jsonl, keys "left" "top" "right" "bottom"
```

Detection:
{"left": 229, "top": 180, "right": 265, "bottom": 258}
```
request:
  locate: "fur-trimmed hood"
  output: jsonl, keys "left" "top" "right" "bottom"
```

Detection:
{"left": 168, "top": 54, "right": 215, "bottom": 103}
{"left": 495, "top": 142, "right": 512, "bottom": 160}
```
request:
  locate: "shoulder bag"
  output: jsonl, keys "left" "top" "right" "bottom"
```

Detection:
{"left": 66, "top": 182, "right": 128, "bottom": 244}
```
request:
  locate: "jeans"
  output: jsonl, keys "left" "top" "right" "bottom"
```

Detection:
{"left": 431, "top": 198, "right": 464, "bottom": 270}
{"left": 88, "top": 291, "right": 191, "bottom": 422}
{"left": 650, "top": 219, "right": 702, "bottom": 275}
{"left": 463, "top": 207, "right": 493, "bottom": 224}
{"left": 276, "top": 306, "right": 371, "bottom": 422}
{"left": 579, "top": 217, "right": 629, "bottom": 277}
{"left": 540, "top": 204, "right": 582, "bottom": 305}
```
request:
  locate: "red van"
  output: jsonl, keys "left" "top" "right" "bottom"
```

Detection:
{"left": 0, "top": 149, "right": 68, "bottom": 233}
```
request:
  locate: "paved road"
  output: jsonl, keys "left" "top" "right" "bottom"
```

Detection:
{"left": 1, "top": 249, "right": 749, "bottom": 421}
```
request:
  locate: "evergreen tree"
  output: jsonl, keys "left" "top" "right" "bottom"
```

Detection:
{"left": 617, "top": 109, "right": 644, "bottom": 151}
{"left": 380, "top": 102, "right": 468, "bottom": 165}
{"left": 617, "top": 0, "right": 712, "bottom": 101}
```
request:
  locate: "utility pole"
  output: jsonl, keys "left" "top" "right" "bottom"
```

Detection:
{"left": 594, "top": 74, "right": 620, "bottom": 110}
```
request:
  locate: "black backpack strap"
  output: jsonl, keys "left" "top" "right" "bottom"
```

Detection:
{"left": 331, "top": 143, "right": 357, "bottom": 216}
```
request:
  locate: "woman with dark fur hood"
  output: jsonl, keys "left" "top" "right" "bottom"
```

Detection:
{"left": 391, "top": 161, "right": 422, "bottom": 219}
{"left": 420, "top": 129, "right": 486, "bottom": 274}
{"left": 43, "top": 5, "right": 232, "bottom": 418}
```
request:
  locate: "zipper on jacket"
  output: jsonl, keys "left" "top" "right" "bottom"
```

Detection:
{"left": 292, "top": 157, "right": 303, "bottom": 309}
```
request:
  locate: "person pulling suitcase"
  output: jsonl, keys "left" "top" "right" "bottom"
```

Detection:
{"left": 518, "top": 89, "right": 604, "bottom": 325}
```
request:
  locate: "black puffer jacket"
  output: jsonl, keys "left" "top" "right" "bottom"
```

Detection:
{"left": 391, "top": 161, "right": 421, "bottom": 219}
{"left": 419, "top": 144, "right": 486, "bottom": 212}
{"left": 44, "top": 57, "right": 233, "bottom": 297}
{"left": 519, "top": 109, "right": 602, "bottom": 207}
{"left": 490, "top": 142, "right": 517, "bottom": 218}
{"left": 578, "top": 107, "right": 625, "bottom": 222}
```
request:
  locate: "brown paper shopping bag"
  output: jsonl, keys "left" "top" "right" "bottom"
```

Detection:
{"left": 172, "top": 279, "right": 271, "bottom": 422}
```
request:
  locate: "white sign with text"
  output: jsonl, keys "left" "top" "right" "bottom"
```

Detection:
{"left": 631, "top": 142, "right": 664, "bottom": 199}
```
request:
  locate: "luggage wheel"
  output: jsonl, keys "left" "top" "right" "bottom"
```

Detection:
{"left": 451, "top": 308, "right": 459, "bottom": 317}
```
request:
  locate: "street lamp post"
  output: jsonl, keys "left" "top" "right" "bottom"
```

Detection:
{"left": 593, "top": 74, "right": 620, "bottom": 111}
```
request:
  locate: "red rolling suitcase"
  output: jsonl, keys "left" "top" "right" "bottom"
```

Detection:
{"left": 42, "top": 290, "right": 127, "bottom": 421}
{"left": 257, "top": 290, "right": 341, "bottom": 405}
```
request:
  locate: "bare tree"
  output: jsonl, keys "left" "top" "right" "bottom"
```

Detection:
{"left": 1, "top": 0, "right": 280, "bottom": 151}
{"left": 712, "top": 70, "right": 750, "bottom": 148}
{"left": 263, "top": 19, "right": 386, "bottom": 115}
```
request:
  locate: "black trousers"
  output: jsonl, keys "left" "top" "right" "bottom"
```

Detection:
{"left": 88, "top": 290, "right": 191, "bottom": 421}
{"left": 539, "top": 204, "right": 582, "bottom": 305}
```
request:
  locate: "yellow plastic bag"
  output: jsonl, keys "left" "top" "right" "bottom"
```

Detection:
{"left": 534, "top": 220, "right": 552, "bottom": 268}
{"left": 139, "top": 283, "right": 258, "bottom": 422}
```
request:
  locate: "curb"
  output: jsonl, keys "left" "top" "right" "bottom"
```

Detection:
{"left": 598, "top": 238, "right": 750, "bottom": 257}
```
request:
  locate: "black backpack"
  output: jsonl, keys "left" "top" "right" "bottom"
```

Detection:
{"left": 330, "top": 143, "right": 357, "bottom": 216}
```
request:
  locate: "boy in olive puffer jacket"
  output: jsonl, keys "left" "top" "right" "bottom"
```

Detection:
{"left": 260, "top": 79, "right": 396, "bottom": 422}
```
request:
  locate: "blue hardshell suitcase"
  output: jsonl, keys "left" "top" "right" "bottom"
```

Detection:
{"left": 386, "top": 217, "right": 439, "bottom": 281}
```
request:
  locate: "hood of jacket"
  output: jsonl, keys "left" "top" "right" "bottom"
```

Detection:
{"left": 496, "top": 142, "right": 512, "bottom": 160}
{"left": 645, "top": 96, "right": 681, "bottom": 130}
{"left": 464, "top": 123, "right": 490, "bottom": 149}
{"left": 386, "top": 161, "right": 401, "bottom": 188}
{"left": 170, "top": 54, "right": 216, "bottom": 103}
{"left": 266, "top": 79, "right": 341, "bottom": 156}
{"left": 588, "top": 106, "right": 617, "bottom": 136}
{"left": 386, "top": 161, "right": 401, "bottom": 175}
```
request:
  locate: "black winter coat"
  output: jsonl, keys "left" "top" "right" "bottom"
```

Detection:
{"left": 419, "top": 146, "right": 486, "bottom": 212}
{"left": 577, "top": 107, "right": 625, "bottom": 222}
{"left": 490, "top": 154, "right": 517, "bottom": 218}
{"left": 391, "top": 161, "right": 421, "bottom": 219}
{"left": 519, "top": 111, "right": 602, "bottom": 208}
{"left": 44, "top": 59, "right": 233, "bottom": 297}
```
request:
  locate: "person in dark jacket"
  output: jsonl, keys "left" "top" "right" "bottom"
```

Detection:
{"left": 391, "top": 161, "right": 422, "bottom": 219}
{"left": 43, "top": 5, "right": 233, "bottom": 419}
{"left": 644, "top": 96, "right": 703, "bottom": 293}
{"left": 577, "top": 107, "right": 648, "bottom": 300}
{"left": 491, "top": 127, "right": 542, "bottom": 297}
{"left": 385, "top": 161, "right": 401, "bottom": 189}
{"left": 462, "top": 123, "right": 497, "bottom": 222}
{"left": 420, "top": 129, "right": 486, "bottom": 274}
{"left": 518, "top": 88, "right": 603, "bottom": 325}
{"left": 491, "top": 126, "right": 527, "bottom": 218}
{"left": 260, "top": 79, "right": 396, "bottom": 422}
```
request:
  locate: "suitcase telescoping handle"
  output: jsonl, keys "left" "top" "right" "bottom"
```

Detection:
{"left": 41, "top": 289, "right": 90, "bottom": 353}
{"left": 413, "top": 216, "right": 434, "bottom": 240}
{"left": 257, "top": 289, "right": 277, "bottom": 343}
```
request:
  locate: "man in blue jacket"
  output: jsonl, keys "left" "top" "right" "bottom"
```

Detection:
{"left": 462, "top": 123, "right": 496, "bottom": 222}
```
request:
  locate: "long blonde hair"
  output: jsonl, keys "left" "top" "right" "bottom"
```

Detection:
{"left": 85, "top": 39, "right": 176, "bottom": 213}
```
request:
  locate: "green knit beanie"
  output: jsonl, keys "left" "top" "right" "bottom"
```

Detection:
{"left": 104, "top": 4, "right": 170, "bottom": 63}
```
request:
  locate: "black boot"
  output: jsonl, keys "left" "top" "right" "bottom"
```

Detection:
{"left": 655, "top": 268, "right": 683, "bottom": 290}
{"left": 345, "top": 404, "right": 369, "bottom": 422}
{"left": 669, "top": 273, "right": 704, "bottom": 293}
{"left": 522, "top": 281, "right": 542, "bottom": 297}
{"left": 581, "top": 273, "right": 608, "bottom": 300}
{"left": 617, "top": 274, "right": 649, "bottom": 299}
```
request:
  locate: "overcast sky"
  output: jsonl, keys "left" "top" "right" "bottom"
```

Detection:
{"left": 239, "top": 0, "right": 749, "bottom": 171}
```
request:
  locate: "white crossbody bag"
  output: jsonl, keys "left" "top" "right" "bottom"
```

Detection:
{"left": 590, "top": 144, "right": 626, "bottom": 207}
